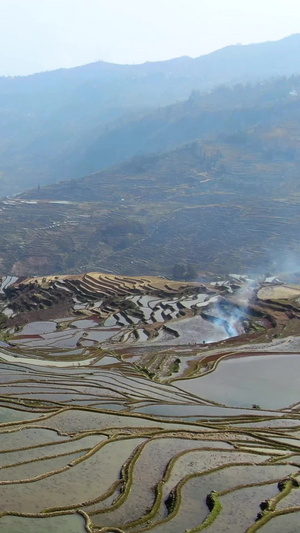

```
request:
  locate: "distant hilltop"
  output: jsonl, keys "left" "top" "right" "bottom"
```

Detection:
{"left": 1, "top": 33, "right": 300, "bottom": 79}
{"left": 1, "top": 34, "right": 300, "bottom": 197}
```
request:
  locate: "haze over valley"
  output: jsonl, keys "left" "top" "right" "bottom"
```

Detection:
{"left": 1, "top": 5, "right": 300, "bottom": 531}
{"left": 1, "top": 45, "right": 300, "bottom": 277}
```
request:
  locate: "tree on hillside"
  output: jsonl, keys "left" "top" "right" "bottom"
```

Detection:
{"left": 172, "top": 263, "right": 198, "bottom": 281}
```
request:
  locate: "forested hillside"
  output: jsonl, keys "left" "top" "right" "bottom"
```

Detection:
{"left": 74, "top": 75, "right": 300, "bottom": 175}
{"left": 7, "top": 116, "right": 300, "bottom": 277}
{"left": 1, "top": 34, "right": 300, "bottom": 196}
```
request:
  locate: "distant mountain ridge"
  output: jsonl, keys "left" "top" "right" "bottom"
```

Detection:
{"left": 1, "top": 34, "right": 300, "bottom": 197}
{"left": 2, "top": 33, "right": 300, "bottom": 81}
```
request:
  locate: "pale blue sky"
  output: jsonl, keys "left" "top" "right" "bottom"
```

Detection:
{"left": 0, "top": 0, "right": 300, "bottom": 75}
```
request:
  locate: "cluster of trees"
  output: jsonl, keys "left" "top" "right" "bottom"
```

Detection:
{"left": 188, "top": 75, "right": 300, "bottom": 110}
{"left": 172, "top": 263, "right": 198, "bottom": 281}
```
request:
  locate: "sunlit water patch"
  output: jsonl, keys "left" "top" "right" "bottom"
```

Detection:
{"left": 176, "top": 353, "right": 300, "bottom": 409}
{"left": 0, "top": 514, "right": 86, "bottom": 533}
{"left": 159, "top": 316, "right": 228, "bottom": 344}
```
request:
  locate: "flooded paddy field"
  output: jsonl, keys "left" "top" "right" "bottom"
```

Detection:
{"left": 0, "top": 345, "right": 299, "bottom": 532}
{"left": 0, "top": 514, "right": 86, "bottom": 533}
{"left": 0, "top": 273, "right": 299, "bottom": 531}
{"left": 175, "top": 353, "right": 300, "bottom": 410}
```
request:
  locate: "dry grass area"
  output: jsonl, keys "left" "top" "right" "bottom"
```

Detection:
{"left": 257, "top": 284, "right": 300, "bottom": 301}
{"left": 23, "top": 272, "right": 199, "bottom": 297}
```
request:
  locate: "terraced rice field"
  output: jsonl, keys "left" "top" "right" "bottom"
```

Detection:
{"left": 0, "top": 273, "right": 250, "bottom": 366}
{"left": 0, "top": 273, "right": 299, "bottom": 531}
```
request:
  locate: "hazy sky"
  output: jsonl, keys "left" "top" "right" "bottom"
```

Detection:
{"left": 1, "top": 0, "right": 300, "bottom": 76}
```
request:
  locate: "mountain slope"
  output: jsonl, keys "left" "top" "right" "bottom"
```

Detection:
{"left": 73, "top": 75, "right": 300, "bottom": 176}
{"left": 1, "top": 34, "right": 300, "bottom": 196}
{"left": 5, "top": 120, "right": 300, "bottom": 278}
